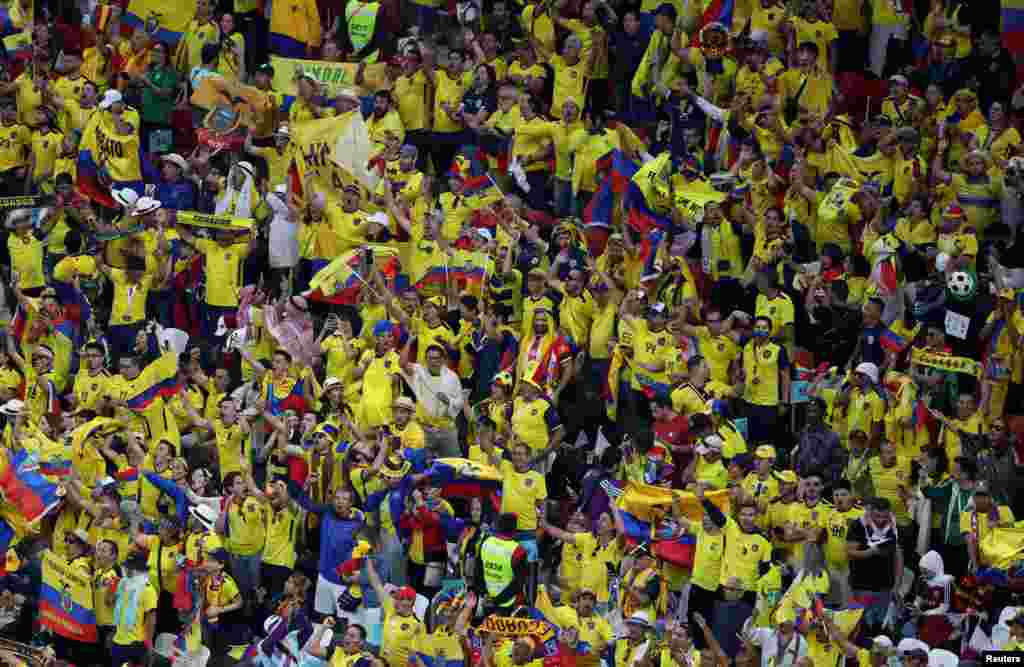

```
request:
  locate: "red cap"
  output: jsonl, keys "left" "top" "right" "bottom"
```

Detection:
{"left": 393, "top": 586, "right": 417, "bottom": 601}
{"left": 337, "top": 559, "right": 362, "bottom": 576}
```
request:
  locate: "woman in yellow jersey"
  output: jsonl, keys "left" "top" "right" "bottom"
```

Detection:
{"left": 216, "top": 13, "right": 247, "bottom": 83}
{"left": 970, "top": 101, "right": 1021, "bottom": 168}
{"left": 942, "top": 89, "right": 985, "bottom": 167}
{"left": 935, "top": 143, "right": 1001, "bottom": 242}
{"left": 894, "top": 196, "right": 937, "bottom": 251}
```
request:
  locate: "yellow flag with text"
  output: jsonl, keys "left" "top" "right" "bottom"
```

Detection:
{"left": 290, "top": 112, "right": 378, "bottom": 203}
{"left": 269, "top": 56, "right": 392, "bottom": 96}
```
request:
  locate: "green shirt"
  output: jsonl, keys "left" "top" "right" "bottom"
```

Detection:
{"left": 140, "top": 67, "right": 180, "bottom": 125}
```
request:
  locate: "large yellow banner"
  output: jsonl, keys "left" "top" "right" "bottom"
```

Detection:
{"left": 269, "top": 56, "right": 391, "bottom": 96}
{"left": 291, "top": 112, "right": 378, "bottom": 202}
{"left": 291, "top": 115, "right": 359, "bottom": 205}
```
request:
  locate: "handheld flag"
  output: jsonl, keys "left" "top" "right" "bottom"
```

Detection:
{"left": 0, "top": 449, "right": 62, "bottom": 523}
{"left": 40, "top": 550, "right": 98, "bottom": 643}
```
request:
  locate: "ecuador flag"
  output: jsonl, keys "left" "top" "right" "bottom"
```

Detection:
{"left": 40, "top": 549, "right": 98, "bottom": 643}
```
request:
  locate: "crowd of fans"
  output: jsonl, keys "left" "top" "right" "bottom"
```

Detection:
{"left": 3, "top": 0, "right": 1024, "bottom": 665}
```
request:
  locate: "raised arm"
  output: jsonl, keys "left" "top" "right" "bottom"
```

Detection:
{"left": 364, "top": 553, "right": 388, "bottom": 602}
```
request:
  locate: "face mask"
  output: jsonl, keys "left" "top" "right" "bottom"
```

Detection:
{"left": 752, "top": 329, "right": 769, "bottom": 339}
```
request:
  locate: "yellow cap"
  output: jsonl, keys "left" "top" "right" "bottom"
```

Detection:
{"left": 774, "top": 470, "right": 798, "bottom": 483}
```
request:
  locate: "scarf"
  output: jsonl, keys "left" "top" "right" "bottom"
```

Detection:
{"left": 114, "top": 572, "right": 151, "bottom": 630}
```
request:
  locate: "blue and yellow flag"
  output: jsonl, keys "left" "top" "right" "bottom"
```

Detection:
{"left": 427, "top": 458, "right": 502, "bottom": 499}
{"left": 40, "top": 550, "right": 98, "bottom": 643}
{"left": 123, "top": 0, "right": 193, "bottom": 42}
{"left": 616, "top": 482, "right": 731, "bottom": 526}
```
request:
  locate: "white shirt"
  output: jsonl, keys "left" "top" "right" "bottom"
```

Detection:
{"left": 750, "top": 628, "right": 807, "bottom": 667}
{"left": 267, "top": 192, "right": 299, "bottom": 269}
{"left": 408, "top": 363, "right": 464, "bottom": 424}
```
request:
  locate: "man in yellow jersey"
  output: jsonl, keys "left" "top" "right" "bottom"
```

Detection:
{"left": 496, "top": 441, "right": 549, "bottom": 540}
{"left": 824, "top": 479, "right": 863, "bottom": 606}
{"left": 962, "top": 481, "right": 1015, "bottom": 571}
{"left": 703, "top": 490, "right": 772, "bottom": 596}
{"left": 741, "top": 315, "right": 791, "bottom": 446}
{"left": 71, "top": 341, "right": 111, "bottom": 414}
{"left": 0, "top": 98, "right": 29, "bottom": 196}
{"left": 216, "top": 471, "right": 267, "bottom": 603}
{"left": 627, "top": 303, "right": 676, "bottom": 432}
{"left": 932, "top": 392, "right": 985, "bottom": 464}
{"left": 355, "top": 320, "right": 402, "bottom": 429}
{"left": 422, "top": 44, "right": 468, "bottom": 176}
{"left": 177, "top": 225, "right": 253, "bottom": 345}
{"left": 782, "top": 473, "right": 833, "bottom": 566}
{"left": 510, "top": 375, "right": 564, "bottom": 457}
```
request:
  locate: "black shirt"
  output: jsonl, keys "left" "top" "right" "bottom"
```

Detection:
{"left": 847, "top": 518, "right": 900, "bottom": 592}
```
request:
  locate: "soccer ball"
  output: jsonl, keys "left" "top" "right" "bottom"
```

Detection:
{"left": 948, "top": 271, "right": 976, "bottom": 299}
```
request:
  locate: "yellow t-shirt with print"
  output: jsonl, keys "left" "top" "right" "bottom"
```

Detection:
{"left": 0, "top": 122, "right": 30, "bottom": 171}
{"left": 381, "top": 597, "right": 425, "bottom": 667}
{"left": 742, "top": 341, "right": 785, "bottom": 406}
{"left": 225, "top": 496, "right": 267, "bottom": 557}
{"left": 868, "top": 456, "right": 912, "bottom": 524}
{"left": 194, "top": 238, "right": 250, "bottom": 308}
{"left": 107, "top": 268, "right": 153, "bottom": 325}
{"left": 548, "top": 54, "right": 588, "bottom": 117}
{"left": 8, "top": 231, "right": 44, "bottom": 289}
{"left": 433, "top": 70, "right": 467, "bottom": 133}
{"left": 393, "top": 71, "right": 430, "bottom": 132}
{"left": 204, "top": 573, "right": 241, "bottom": 610}
{"left": 500, "top": 460, "right": 546, "bottom": 531}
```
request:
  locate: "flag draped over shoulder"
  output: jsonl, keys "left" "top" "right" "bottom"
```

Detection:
{"left": 0, "top": 449, "right": 62, "bottom": 524}
{"left": 123, "top": 0, "right": 194, "bottom": 43}
{"left": 40, "top": 550, "right": 98, "bottom": 643}
{"left": 427, "top": 457, "right": 502, "bottom": 499}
